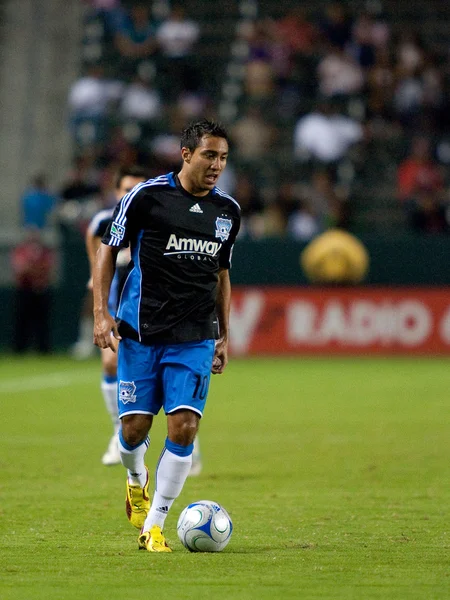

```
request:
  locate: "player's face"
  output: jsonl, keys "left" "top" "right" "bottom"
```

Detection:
{"left": 116, "top": 175, "right": 146, "bottom": 200}
{"left": 182, "top": 135, "right": 229, "bottom": 196}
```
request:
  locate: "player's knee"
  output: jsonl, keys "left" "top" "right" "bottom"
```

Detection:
{"left": 168, "top": 414, "right": 198, "bottom": 446}
{"left": 121, "top": 414, "right": 152, "bottom": 446}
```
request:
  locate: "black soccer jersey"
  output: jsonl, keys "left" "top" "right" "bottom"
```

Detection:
{"left": 102, "top": 172, "right": 241, "bottom": 345}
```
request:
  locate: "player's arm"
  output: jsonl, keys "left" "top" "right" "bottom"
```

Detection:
{"left": 213, "top": 268, "right": 231, "bottom": 375}
{"left": 92, "top": 243, "right": 121, "bottom": 351}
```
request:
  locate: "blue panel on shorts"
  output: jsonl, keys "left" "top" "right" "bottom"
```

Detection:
{"left": 117, "top": 338, "right": 215, "bottom": 418}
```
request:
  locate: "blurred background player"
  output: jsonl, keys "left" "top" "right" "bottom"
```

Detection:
{"left": 86, "top": 165, "right": 148, "bottom": 465}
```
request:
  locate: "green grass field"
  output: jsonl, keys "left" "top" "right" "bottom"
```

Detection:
{"left": 0, "top": 354, "right": 448, "bottom": 600}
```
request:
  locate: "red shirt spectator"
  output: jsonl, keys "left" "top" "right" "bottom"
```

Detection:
{"left": 397, "top": 137, "right": 443, "bottom": 202}
{"left": 275, "top": 8, "right": 318, "bottom": 55}
{"left": 11, "top": 230, "right": 55, "bottom": 291}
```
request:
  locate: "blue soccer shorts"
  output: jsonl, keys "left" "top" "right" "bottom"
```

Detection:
{"left": 117, "top": 337, "right": 215, "bottom": 418}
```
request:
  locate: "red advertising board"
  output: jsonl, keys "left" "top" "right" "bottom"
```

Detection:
{"left": 229, "top": 287, "right": 450, "bottom": 355}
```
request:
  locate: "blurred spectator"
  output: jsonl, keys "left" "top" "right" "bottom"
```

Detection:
{"left": 287, "top": 199, "right": 321, "bottom": 241}
{"left": 272, "top": 181, "right": 305, "bottom": 237}
{"left": 393, "top": 75, "right": 422, "bottom": 126}
{"left": 243, "top": 18, "right": 292, "bottom": 83}
{"left": 68, "top": 64, "right": 122, "bottom": 119}
{"left": 156, "top": 5, "right": 201, "bottom": 95}
{"left": 349, "top": 12, "right": 376, "bottom": 69}
{"left": 297, "top": 169, "right": 350, "bottom": 230}
{"left": 319, "top": 2, "right": 353, "bottom": 50}
{"left": 156, "top": 5, "right": 199, "bottom": 59}
{"left": 120, "top": 73, "right": 162, "bottom": 121}
{"left": 68, "top": 64, "right": 123, "bottom": 144}
{"left": 275, "top": 8, "right": 318, "bottom": 56}
{"left": 233, "top": 173, "right": 265, "bottom": 239}
{"left": 294, "top": 100, "right": 364, "bottom": 165}
{"left": 11, "top": 229, "right": 56, "bottom": 353}
{"left": 397, "top": 136, "right": 444, "bottom": 203}
{"left": 150, "top": 109, "right": 186, "bottom": 172}
{"left": 230, "top": 106, "right": 278, "bottom": 166}
{"left": 395, "top": 31, "right": 425, "bottom": 77}
{"left": 21, "top": 174, "right": 57, "bottom": 229}
{"left": 175, "top": 90, "right": 210, "bottom": 121}
{"left": 392, "top": 47, "right": 445, "bottom": 132}
{"left": 366, "top": 47, "right": 395, "bottom": 120}
{"left": 103, "top": 125, "right": 139, "bottom": 169}
{"left": 243, "top": 59, "right": 276, "bottom": 103}
{"left": 114, "top": 2, "right": 157, "bottom": 59}
{"left": 317, "top": 45, "right": 364, "bottom": 98}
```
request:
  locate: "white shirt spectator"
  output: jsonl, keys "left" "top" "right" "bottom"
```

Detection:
{"left": 294, "top": 112, "right": 363, "bottom": 163}
{"left": 120, "top": 81, "right": 162, "bottom": 120}
{"left": 69, "top": 72, "right": 123, "bottom": 117}
{"left": 317, "top": 50, "right": 364, "bottom": 97}
{"left": 287, "top": 209, "right": 321, "bottom": 241}
{"left": 156, "top": 13, "right": 199, "bottom": 57}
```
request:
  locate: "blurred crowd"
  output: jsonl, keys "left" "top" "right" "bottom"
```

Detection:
{"left": 19, "top": 0, "right": 450, "bottom": 240}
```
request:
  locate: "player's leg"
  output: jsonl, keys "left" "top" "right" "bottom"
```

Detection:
{"left": 139, "top": 339, "right": 214, "bottom": 552}
{"left": 138, "top": 410, "right": 198, "bottom": 553}
{"left": 118, "top": 338, "right": 163, "bottom": 529}
{"left": 100, "top": 347, "right": 120, "bottom": 465}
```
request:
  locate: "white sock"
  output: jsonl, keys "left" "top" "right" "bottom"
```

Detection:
{"left": 118, "top": 435, "right": 149, "bottom": 487}
{"left": 144, "top": 448, "right": 192, "bottom": 530}
{"left": 101, "top": 379, "right": 119, "bottom": 430}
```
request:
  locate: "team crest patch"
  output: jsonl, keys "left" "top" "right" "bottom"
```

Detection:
{"left": 111, "top": 221, "right": 125, "bottom": 241}
{"left": 215, "top": 217, "right": 232, "bottom": 242}
{"left": 119, "top": 380, "right": 137, "bottom": 404}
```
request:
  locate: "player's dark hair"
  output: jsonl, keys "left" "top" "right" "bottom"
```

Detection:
{"left": 180, "top": 119, "right": 229, "bottom": 151}
{"left": 114, "top": 165, "right": 149, "bottom": 189}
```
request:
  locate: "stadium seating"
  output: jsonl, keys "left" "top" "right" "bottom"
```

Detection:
{"left": 75, "top": 0, "right": 448, "bottom": 235}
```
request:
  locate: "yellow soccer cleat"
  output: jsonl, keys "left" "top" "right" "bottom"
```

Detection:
{"left": 138, "top": 525, "right": 172, "bottom": 553}
{"left": 125, "top": 467, "right": 150, "bottom": 529}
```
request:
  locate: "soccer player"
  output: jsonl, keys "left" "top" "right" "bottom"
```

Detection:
{"left": 86, "top": 166, "right": 148, "bottom": 465}
{"left": 93, "top": 119, "right": 240, "bottom": 552}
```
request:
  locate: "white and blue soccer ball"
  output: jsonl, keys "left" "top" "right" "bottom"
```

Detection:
{"left": 177, "top": 500, "right": 233, "bottom": 552}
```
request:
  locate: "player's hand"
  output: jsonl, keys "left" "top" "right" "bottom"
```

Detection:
{"left": 93, "top": 313, "right": 122, "bottom": 351}
{"left": 212, "top": 339, "right": 228, "bottom": 374}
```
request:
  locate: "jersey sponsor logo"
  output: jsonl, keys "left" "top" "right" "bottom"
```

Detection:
{"left": 189, "top": 203, "right": 203, "bottom": 213}
{"left": 215, "top": 217, "right": 232, "bottom": 242}
{"left": 119, "top": 380, "right": 137, "bottom": 404}
{"left": 164, "top": 233, "right": 222, "bottom": 257}
{"left": 111, "top": 221, "right": 125, "bottom": 241}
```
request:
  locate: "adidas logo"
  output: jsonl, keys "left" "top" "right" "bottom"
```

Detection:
{"left": 157, "top": 505, "right": 169, "bottom": 513}
{"left": 189, "top": 203, "right": 203, "bottom": 213}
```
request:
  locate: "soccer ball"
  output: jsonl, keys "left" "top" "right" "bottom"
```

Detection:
{"left": 177, "top": 500, "right": 233, "bottom": 552}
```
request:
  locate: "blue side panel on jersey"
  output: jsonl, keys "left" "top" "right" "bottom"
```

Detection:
{"left": 117, "top": 230, "right": 143, "bottom": 333}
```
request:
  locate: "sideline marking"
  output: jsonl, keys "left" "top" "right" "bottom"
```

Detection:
{"left": 0, "top": 370, "right": 98, "bottom": 394}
